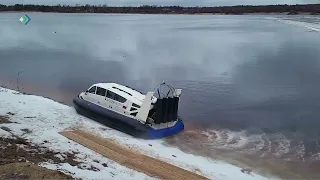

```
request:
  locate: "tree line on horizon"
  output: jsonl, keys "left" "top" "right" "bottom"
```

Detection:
{"left": 0, "top": 3, "right": 320, "bottom": 15}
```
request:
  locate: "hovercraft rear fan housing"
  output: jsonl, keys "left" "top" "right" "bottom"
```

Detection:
{"left": 150, "top": 82, "right": 182, "bottom": 124}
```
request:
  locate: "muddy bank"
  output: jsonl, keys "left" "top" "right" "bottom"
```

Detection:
{"left": 0, "top": 76, "right": 76, "bottom": 105}
{"left": 0, "top": 115, "right": 11, "bottom": 124}
{"left": 0, "top": 163, "right": 72, "bottom": 180}
{"left": 0, "top": 115, "right": 103, "bottom": 180}
{"left": 0, "top": 136, "right": 76, "bottom": 179}
{"left": 0, "top": 118, "right": 75, "bottom": 179}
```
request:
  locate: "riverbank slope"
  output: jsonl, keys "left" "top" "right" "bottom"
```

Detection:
{"left": 0, "top": 87, "right": 271, "bottom": 180}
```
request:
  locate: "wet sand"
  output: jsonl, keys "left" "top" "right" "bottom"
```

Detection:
{"left": 0, "top": 75, "right": 77, "bottom": 105}
{"left": 166, "top": 126, "right": 320, "bottom": 179}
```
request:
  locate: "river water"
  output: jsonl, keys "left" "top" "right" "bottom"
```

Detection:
{"left": 1, "top": 12, "right": 320, "bottom": 179}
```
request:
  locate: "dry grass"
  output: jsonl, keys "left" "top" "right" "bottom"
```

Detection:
{"left": 0, "top": 163, "right": 72, "bottom": 180}
{"left": 0, "top": 115, "right": 11, "bottom": 124}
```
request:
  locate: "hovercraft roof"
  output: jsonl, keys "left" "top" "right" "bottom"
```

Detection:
{"left": 93, "top": 83, "right": 147, "bottom": 103}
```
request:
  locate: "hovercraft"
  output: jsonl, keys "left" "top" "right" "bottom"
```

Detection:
{"left": 73, "top": 82, "right": 184, "bottom": 139}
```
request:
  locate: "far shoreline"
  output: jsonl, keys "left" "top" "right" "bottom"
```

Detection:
{"left": 1, "top": 3, "right": 320, "bottom": 15}
{"left": 0, "top": 11, "right": 317, "bottom": 16}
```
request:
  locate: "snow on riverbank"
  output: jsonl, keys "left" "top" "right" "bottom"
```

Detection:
{"left": 0, "top": 88, "right": 271, "bottom": 180}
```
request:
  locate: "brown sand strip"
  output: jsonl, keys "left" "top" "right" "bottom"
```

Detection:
{"left": 60, "top": 129, "right": 209, "bottom": 180}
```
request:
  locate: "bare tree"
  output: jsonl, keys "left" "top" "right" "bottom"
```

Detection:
{"left": 0, "top": 80, "right": 12, "bottom": 92}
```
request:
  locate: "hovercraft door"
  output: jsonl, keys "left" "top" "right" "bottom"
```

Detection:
{"left": 105, "top": 90, "right": 116, "bottom": 111}
{"left": 83, "top": 86, "right": 98, "bottom": 105}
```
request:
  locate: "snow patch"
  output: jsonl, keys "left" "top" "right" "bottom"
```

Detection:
{"left": 0, "top": 128, "right": 12, "bottom": 138}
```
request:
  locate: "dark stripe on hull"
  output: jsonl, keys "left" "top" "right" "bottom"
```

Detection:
{"left": 73, "top": 97, "right": 184, "bottom": 139}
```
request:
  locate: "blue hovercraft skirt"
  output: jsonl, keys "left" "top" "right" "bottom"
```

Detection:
{"left": 73, "top": 97, "right": 184, "bottom": 139}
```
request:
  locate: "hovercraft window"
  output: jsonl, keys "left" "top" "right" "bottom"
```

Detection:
{"left": 130, "top": 107, "right": 137, "bottom": 111}
{"left": 112, "top": 86, "right": 132, "bottom": 96}
{"left": 107, "top": 90, "right": 127, "bottom": 103}
{"left": 132, "top": 103, "right": 141, "bottom": 108}
{"left": 88, "top": 86, "right": 96, "bottom": 94}
{"left": 130, "top": 112, "right": 137, "bottom": 117}
{"left": 115, "top": 94, "right": 127, "bottom": 103}
{"left": 106, "top": 90, "right": 115, "bottom": 99}
{"left": 96, "top": 87, "right": 106, "bottom": 97}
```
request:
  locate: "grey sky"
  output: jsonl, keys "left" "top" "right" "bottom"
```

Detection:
{"left": 0, "top": 0, "right": 319, "bottom": 6}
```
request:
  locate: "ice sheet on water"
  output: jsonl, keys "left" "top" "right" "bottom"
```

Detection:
{"left": 274, "top": 17, "right": 320, "bottom": 32}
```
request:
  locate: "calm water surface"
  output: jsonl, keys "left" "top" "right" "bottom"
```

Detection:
{"left": 1, "top": 12, "right": 320, "bottom": 178}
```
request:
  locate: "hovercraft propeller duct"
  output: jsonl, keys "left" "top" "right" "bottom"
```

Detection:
{"left": 152, "top": 82, "right": 182, "bottom": 124}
